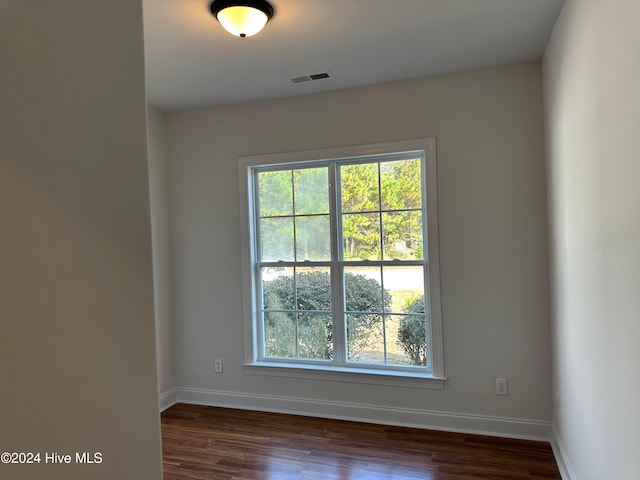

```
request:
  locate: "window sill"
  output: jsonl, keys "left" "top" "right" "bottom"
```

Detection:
{"left": 242, "top": 362, "right": 446, "bottom": 390}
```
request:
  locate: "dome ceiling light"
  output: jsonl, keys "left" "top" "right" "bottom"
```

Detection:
{"left": 209, "top": 0, "right": 275, "bottom": 38}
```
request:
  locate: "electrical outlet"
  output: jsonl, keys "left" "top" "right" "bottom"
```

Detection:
{"left": 214, "top": 359, "right": 223, "bottom": 373}
{"left": 496, "top": 378, "right": 508, "bottom": 396}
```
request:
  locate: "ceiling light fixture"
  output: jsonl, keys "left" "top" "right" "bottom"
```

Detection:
{"left": 209, "top": 0, "right": 274, "bottom": 38}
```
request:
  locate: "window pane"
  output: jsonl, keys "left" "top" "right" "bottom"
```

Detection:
{"left": 294, "top": 168, "right": 329, "bottom": 215}
{"left": 346, "top": 313, "right": 384, "bottom": 364}
{"left": 341, "top": 163, "right": 379, "bottom": 213}
{"left": 263, "top": 311, "right": 296, "bottom": 358}
{"left": 344, "top": 267, "right": 387, "bottom": 313}
{"left": 382, "top": 266, "right": 425, "bottom": 313}
{"left": 382, "top": 211, "right": 424, "bottom": 260}
{"left": 261, "top": 267, "right": 294, "bottom": 310}
{"left": 295, "top": 268, "right": 331, "bottom": 311}
{"left": 298, "top": 313, "right": 332, "bottom": 360}
{"left": 260, "top": 217, "right": 293, "bottom": 261}
{"left": 295, "top": 215, "right": 330, "bottom": 261}
{"left": 342, "top": 212, "right": 380, "bottom": 260}
{"left": 259, "top": 170, "right": 292, "bottom": 217}
{"left": 390, "top": 315, "right": 428, "bottom": 367}
{"left": 380, "top": 159, "right": 422, "bottom": 211}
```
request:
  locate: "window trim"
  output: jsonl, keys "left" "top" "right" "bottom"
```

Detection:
{"left": 238, "top": 138, "right": 444, "bottom": 385}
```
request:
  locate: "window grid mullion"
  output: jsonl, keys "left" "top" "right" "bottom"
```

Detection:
{"left": 290, "top": 169, "right": 297, "bottom": 264}
{"left": 380, "top": 267, "right": 388, "bottom": 365}
{"left": 375, "top": 164, "right": 389, "bottom": 364}
{"left": 289, "top": 171, "right": 301, "bottom": 358}
{"left": 329, "top": 161, "right": 346, "bottom": 364}
{"left": 377, "top": 162, "right": 384, "bottom": 261}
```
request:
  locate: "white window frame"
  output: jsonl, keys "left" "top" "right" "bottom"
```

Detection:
{"left": 238, "top": 138, "right": 445, "bottom": 389}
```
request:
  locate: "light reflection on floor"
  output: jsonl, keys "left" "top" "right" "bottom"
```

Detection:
{"left": 263, "top": 453, "right": 437, "bottom": 479}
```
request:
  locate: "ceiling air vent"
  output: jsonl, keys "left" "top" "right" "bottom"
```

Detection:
{"left": 289, "top": 71, "right": 334, "bottom": 84}
{"left": 290, "top": 75, "right": 312, "bottom": 84}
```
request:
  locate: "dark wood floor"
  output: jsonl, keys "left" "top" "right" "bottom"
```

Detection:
{"left": 161, "top": 403, "right": 560, "bottom": 480}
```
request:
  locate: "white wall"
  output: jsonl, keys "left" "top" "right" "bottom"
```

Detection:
{"left": 148, "top": 107, "right": 175, "bottom": 403}
{"left": 166, "top": 64, "right": 552, "bottom": 432}
{"left": 0, "top": 2, "right": 162, "bottom": 479}
{"left": 543, "top": 0, "right": 640, "bottom": 478}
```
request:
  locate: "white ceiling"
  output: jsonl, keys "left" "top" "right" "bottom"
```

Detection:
{"left": 143, "top": 0, "right": 565, "bottom": 112}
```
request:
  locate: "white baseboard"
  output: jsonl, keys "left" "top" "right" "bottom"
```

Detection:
{"left": 173, "top": 387, "right": 552, "bottom": 441}
{"left": 550, "top": 424, "right": 578, "bottom": 480}
{"left": 159, "top": 388, "right": 177, "bottom": 412}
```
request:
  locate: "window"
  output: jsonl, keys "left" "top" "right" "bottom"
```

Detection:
{"left": 238, "top": 139, "right": 444, "bottom": 387}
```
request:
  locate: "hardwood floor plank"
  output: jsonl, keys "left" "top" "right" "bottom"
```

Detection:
{"left": 162, "top": 404, "right": 560, "bottom": 480}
